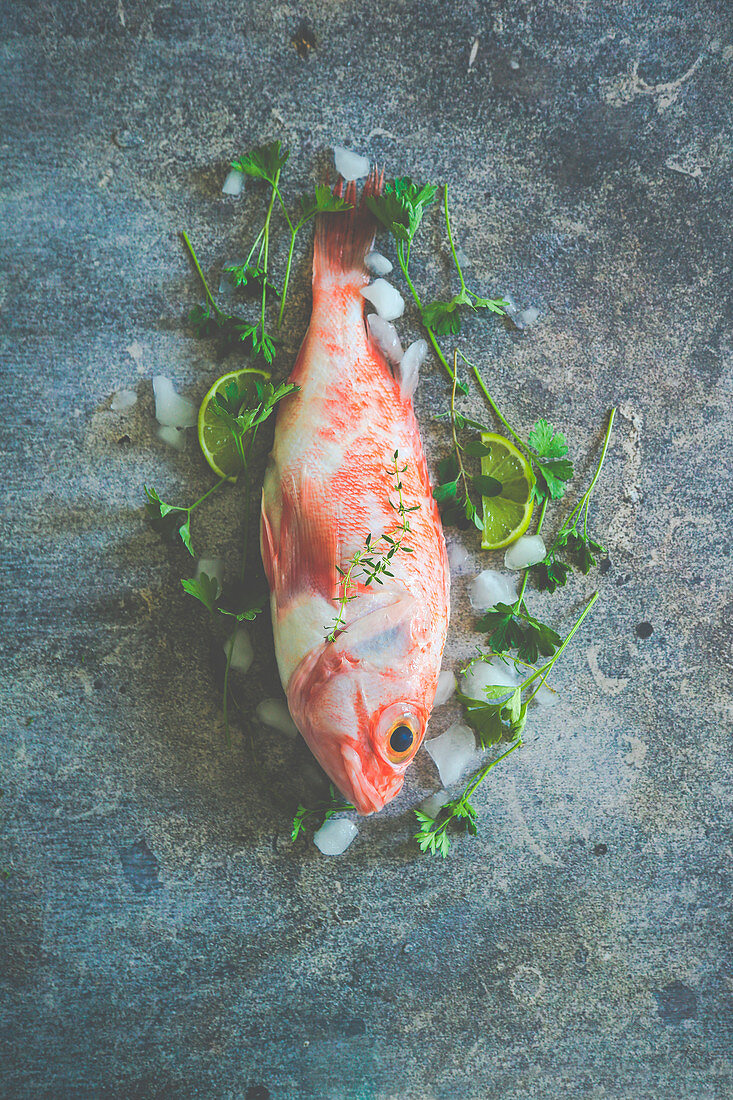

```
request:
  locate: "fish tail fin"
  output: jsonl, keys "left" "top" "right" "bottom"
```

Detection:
{"left": 313, "top": 168, "right": 384, "bottom": 284}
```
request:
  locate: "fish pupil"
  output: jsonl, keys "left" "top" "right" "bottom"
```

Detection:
{"left": 390, "top": 725, "right": 414, "bottom": 753}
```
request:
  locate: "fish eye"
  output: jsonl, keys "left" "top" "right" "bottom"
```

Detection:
{"left": 389, "top": 724, "right": 414, "bottom": 754}
{"left": 376, "top": 703, "right": 424, "bottom": 764}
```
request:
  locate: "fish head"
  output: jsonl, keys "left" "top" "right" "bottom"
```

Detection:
{"left": 287, "top": 590, "right": 437, "bottom": 814}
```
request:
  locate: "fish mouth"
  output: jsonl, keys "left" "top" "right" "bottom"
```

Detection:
{"left": 340, "top": 743, "right": 404, "bottom": 815}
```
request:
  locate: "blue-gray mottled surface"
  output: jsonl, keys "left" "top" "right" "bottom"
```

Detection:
{"left": 1, "top": 1, "right": 732, "bottom": 1097}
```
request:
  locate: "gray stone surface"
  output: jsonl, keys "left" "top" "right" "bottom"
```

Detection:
{"left": 1, "top": 1, "right": 732, "bottom": 1097}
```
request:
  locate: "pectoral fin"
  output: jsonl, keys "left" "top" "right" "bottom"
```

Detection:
{"left": 260, "top": 478, "right": 339, "bottom": 605}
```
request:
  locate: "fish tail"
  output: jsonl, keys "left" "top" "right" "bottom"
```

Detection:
{"left": 313, "top": 168, "right": 384, "bottom": 284}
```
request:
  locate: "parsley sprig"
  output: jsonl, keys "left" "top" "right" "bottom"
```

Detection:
{"left": 464, "top": 591, "right": 598, "bottom": 742}
{"left": 291, "top": 784, "right": 355, "bottom": 840}
{"left": 464, "top": 353, "right": 574, "bottom": 504}
{"left": 326, "top": 451, "right": 417, "bottom": 642}
{"left": 432, "top": 354, "right": 486, "bottom": 530}
{"left": 414, "top": 741, "right": 522, "bottom": 857}
{"left": 416, "top": 591, "right": 599, "bottom": 856}
{"left": 476, "top": 592, "right": 562, "bottom": 666}
{"left": 144, "top": 479, "right": 227, "bottom": 557}
{"left": 145, "top": 375, "right": 296, "bottom": 743}
{"left": 185, "top": 141, "right": 352, "bottom": 362}
{"left": 532, "top": 408, "right": 616, "bottom": 591}
{"left": 367, "top": 180, "right": 506, "bottom": 394}
{"left": 421, "top": 186, "right": 507, "bottom": 334}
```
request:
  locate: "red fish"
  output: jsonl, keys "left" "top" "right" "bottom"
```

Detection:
{"left": 261, "top": 173, "right": 450, "bottom": 814}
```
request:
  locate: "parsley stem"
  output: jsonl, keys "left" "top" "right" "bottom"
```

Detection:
{"left": 272, "top": 184, "right": 295, "bottom": 234}
{"left": 546, "top": 407, "right": 616, "bottom": 556}
{"left": 522, "top": 591, "right": 599, "bottom": 703}
{"left": 244, "top": 228, "right": 266, "bottom": 270}
{"left": 270, "top": 183, "right": 301, "bottom": 328}
{"left": 278, "top": 219, "right": 304, "bottom": 328}
{"left": 181, "top": 230, "right": 222, "bottom": 315}
{"left": 514, "top": 496, "right": 548, "bottom": 613}
{"left": 443, "top": 185, "right": 467, "bottom": 294}
{"left": 463, "top": 738, "right": 522, "bottom": 801}
{"left": 467, "top": 357, "right": 530, "bottom": 453}
{"left": 260, "top": 170, "right": 280, "bottom": 338}
{"left": 450, "top": 353, "right": 471, "bottom": 501}
{"left": 572, "top": 407, "right": 616, "bottom": 530}
{"left": 395, "top": 240, "right": 458, "bottom": 386}
{"left": 188, "top": 476, "right": 229, "bottom": 512}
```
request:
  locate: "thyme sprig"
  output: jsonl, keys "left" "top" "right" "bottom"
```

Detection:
{"left": 326, "top": 450, "right": 417, "bottom": 643}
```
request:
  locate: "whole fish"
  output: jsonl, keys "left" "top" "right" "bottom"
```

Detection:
{"left": 260, "top": 173, "right": 450, "bottom": 814}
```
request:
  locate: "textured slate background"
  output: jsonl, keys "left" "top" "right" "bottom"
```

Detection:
{"left": 1, "top": 1, "right": 732, "bottom": 1097}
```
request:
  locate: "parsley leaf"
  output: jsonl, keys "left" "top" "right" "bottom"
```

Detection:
{"left": 422, "top": 292, "right": 470, "bottom": 335}
{"left": 367, "top": 177, "right": 438, "bottom": 242}
{"left": 472, "top": 295, "right": 509, "bottom": 315}
{"left": 532, "top": 558, "right": 572, "bottom": 593}
{"left": 224, "top": 264, "right": 281, "bottom": 299}
{"left": 534, "top": 457, "right": 575, "bottom": 501}
{"left": 299, "top": 184, "right": 352, "bottom": 220}
{"left": 231, "top": 140, "right": 289, "bottom": 182}
{"left": 414, "top": 740, "right": 522, "bottom": 856}
{"left": 422, "top": 289, "right": 507, "bottom": 336}
{"left": 181, "top": 573, "right": 220, "bottom": 614}
{"left": 219, "top": 605, "right": 263, "bottom": 622}
{"left": 144, "top": 485, "right": 196, "bottom": 555}
{"left": 291, "top": 784, "right": 354, "bottom": 841}
{"left": 477, "top": 603, "right": 562, "bottom": 664}
{"left": 528, "top": 419, "right": 569, "bottom": 459}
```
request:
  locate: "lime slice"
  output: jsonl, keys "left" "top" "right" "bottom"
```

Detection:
{"left": 480, "top": 432, "right": 535, "bottom": 550}
{"left": 198, "top": 368, "right": 270, "bottom": 479}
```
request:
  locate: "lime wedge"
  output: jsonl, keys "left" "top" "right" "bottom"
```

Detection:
{"left": 198, "top": 368, "right": 270, "bottom": 480}
{"left": 480, "top": 432, "right": 535, "bottom": 550}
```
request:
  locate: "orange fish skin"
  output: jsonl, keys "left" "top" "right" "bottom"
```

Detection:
{"left": 260, "top": 178, "right": 450, "bottom": 815}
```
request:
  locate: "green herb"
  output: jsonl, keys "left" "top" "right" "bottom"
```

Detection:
{"left": 187, "top": 144, "right": 351, "bottom": 344}
{"left": 476, "top": 602, "right": 562, "bottom": 665}
{"left": 532, "top": 409, "right": 616, "bottom": 591}
{"left": 211, "top": 379, "right": 298, "bottom": 455}
{"left": 421, "top": 187, "right": 506, "bottom": 335}
{"left": 183, "top": 141, "right": 287, "bottom": 364}
{"left": 291, "top": 784, "right": 355, "bottom": 840}
{"left": 231, "top": 140, "right": 290, "bottom": 181}
{"left": 223, "top": 263, "right": 280, "bottom": 299}
{"left": 219, "top": 605, "right": 263, "bottom": 622}
{"left": 368, "top": 181, "right": 506, "bottom": 393}
{"left": 417, "top": 592, "right": 599, "bottom": 857}
{"left": 326, "top": 451, "right": 417, "bottom": 642}
{"left": 432, "top": 354, "right": 484, "bottom": 530}
{"left": 414, "top": 741, "right": 522, "bottom": 857}
{"left": 463, "top": 353, "right": 575, "bottom": 504}
{"left": 275, "top": 184, "right": 351, "bottom": 325}
{"left": 144, "top": 480, "right": 227, "bottom": 557}
{"left": 466, "top": 591, "right": 598, "bottom": 740}
{"left": 181, "top": 572, "right": 220, "bottom": 614}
